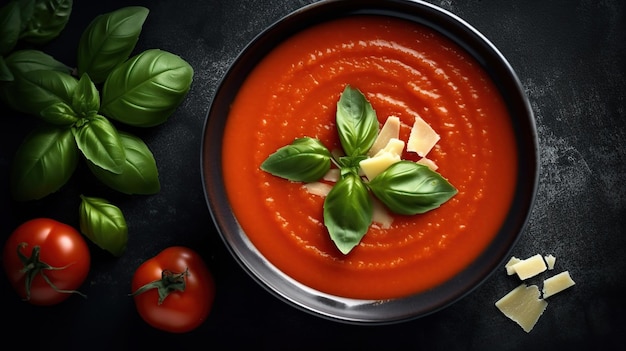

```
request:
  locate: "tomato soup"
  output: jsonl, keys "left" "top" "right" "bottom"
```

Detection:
{"left": 222, "top": 16, "right": 517, "bottom": 300}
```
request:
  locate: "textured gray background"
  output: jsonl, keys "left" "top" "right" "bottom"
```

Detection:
{"left": 1, "top": 0, "right": 624, "bottom": 349}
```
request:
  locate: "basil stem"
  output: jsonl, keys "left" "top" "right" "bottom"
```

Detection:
{"left": 335, "top": 85, "right": 379, "bottom": 157}
{"left": 10, "top": 125, "right": 78, "bottom": 201}
{"left": 368, "top": 161, "right": 458, "bottom": 215}
{"left": 261, "top": 137, "right": 332, "bottom": 182}
{"left": 323, "top": 172, "right": 373, "bottom": 254}
{"left": 79, "top": 195, "right": 128, "bottom": 257}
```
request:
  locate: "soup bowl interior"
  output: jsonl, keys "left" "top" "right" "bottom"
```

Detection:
{"left": 201, "top": 0, "right": 537, "bottom": 324}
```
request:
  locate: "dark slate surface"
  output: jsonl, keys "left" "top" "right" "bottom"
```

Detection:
{"left": 1, "top": 0, "right": 624, "bottom": 349}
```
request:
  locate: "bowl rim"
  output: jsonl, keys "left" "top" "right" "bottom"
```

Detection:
{"left": 201, "top": 0, "right": 538, "bottom": 325}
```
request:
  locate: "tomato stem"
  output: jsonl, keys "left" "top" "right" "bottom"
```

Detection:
{"left": 16, "top": 243, "right": 87, "bottom": 301}
{"left": 130, "top": 268, "right": 188, "bottom": 304}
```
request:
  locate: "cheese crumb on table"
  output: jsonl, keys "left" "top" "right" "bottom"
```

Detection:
{"left": 509, "top": 254, "right": 547, "bottom": 280}
{"left": 495, "top": 284, "right": 548, "bottom": 333}
{"left": 544, "top": 254, "right": 556, "bottom": 270}
{"left": 542, "top": 271, "right": 575, "bottom": 298}
{"left": 505, "top": 256, "right": 522, "bottom": 275}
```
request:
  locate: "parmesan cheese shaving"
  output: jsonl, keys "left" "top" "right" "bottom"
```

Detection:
{"left": 509, "top": 254, "right": 547, "bottom": 280}
{"left": 407, "top": 115, "right": 440, "bottom": 157}
{"left": 360, "top": 138, "right": 404, "bottom": 180}
{"left": 302, "top": 182, "right": 333, "bottom": 197}
{"left": 495, "top": 284, "right": 548, "bottom": 333}
{"left": 368, "top": 116, "right": 400, "bottom": 156}
{"left": 416, "top": 157, "right": 438, "bottom": 171}
{"left": 371, "top": 197, "right": 393, "bottom": 229}
{"left": 542, "top": 271, "right": 575, "bottom": 298}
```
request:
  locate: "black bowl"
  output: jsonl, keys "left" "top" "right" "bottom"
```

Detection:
{"left": 201, "top": 0, "right": 537, "bottom": 324}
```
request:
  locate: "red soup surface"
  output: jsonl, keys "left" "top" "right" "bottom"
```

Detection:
{"left": 222, "top": 16, "right": 517, "bottom": 300}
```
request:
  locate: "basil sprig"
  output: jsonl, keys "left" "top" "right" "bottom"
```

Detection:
{"left": 1, "top": 6, "right": 194, "bottom": 201}
{"left": 261, "top": 85, "right": 457, "bottom": 254}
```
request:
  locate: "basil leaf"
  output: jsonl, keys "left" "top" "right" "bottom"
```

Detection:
{"left": 323, "top": 172, "right": 373, "bottom": 254}
{"left": 3, "top": 49, "right": 71, "bottom": 73}
{"left": 40, "top": 101, "right": 78, "bottom": 125}
{"left": 101, "top": 49, "right": 194, "bottom": 127}
{"left": 368, "top": 161, "right": 457, "bottom": 215}
{"left": 72, "top": 73, "right": 99, "bottom": 117}
{"left": 0, "top": 1, "right": 21, "bottom": 55}
{"left": 77, "top": 6, "right": 149, "bottom": 84}
{"left": 10, "top": 69, "right": 77, "bottom": 117}
{"left": 0, "top": 50, "right": 72, "bottom": 110}
{"left": 72, "top": 114, "right": 125, "bottom": 174}
{"left": 261, "top": 137, "right": 331, "bottom": 182}
{"left": 336, "top": 85, "right": 379, "bottom": 157}
{"left": 87, "top": 130, "right": 160, "bottom": 194}
{"left": 79, "top": 195, "right": 128, "bottom": 257}
{"left": 19, "top": 0, "right": 73, "bottom": 44}
{"left": 10, "top": 125, "right": 78, "bottom": 201}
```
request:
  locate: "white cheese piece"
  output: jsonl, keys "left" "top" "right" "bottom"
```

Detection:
{"left": 544, "top": 254, "right": 556, "bottom": 270}
{"left": 360, "top": 152, "right": 400, "bottom": 181}
{"left": 359, "top": 138, "right": 404, "bottom": 180}
{"left": 416, "top": 157, "right": 438, "bottom": 171}
{"left": 406, "top": 115, "right": 440, "bottom": 157}
{"left": 323, "top": 168, "right": 340, "bottom": 183}
{"left": 542, "top": 271, "right": 575, "bottom": 298}
{"left": 368, "top": 116, "right": 400, "bottom": 156}
{"left": 510, "top": 254, "right": 547, "bottom": 280}
{"left": 371, "top": 197, "right": 393, "bottom": 229}
{"left": 302, "top": 182, "right": 333, "bottom": 197}
{"left": 495, "top": 284, "right": 548, "bottom": 333}
{"left": 505, "top": 256, "right": 522, "bottom": 275}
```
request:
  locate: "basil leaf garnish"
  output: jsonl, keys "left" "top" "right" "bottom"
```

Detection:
{"left": 324, "top": 172, "right": 373, "bottom": 254}
{"left": 368, "top": 161, "right": 458, "bottom": 215}
{"left": 336, "top": 85, "right": 379, "bottom": 157}
{"left": 10, "top": 126, "right": 78, "bottom": 201}
{"left": 261, "top": 137, "right": 331, "bottom": 182}
{"left": 87, "top": 131, "right": 160, "bottom": 195}
{"left": 79, "top": 195, "right": 128, "bottom": 257}
{"left": 101, "top": 49, "right": 194, "bottom": 127}
{"left": 72, "top": 114, "right": 125, "bottom": 174}
{"left": 77, "top": 6, "right": 149, "bottom": 84}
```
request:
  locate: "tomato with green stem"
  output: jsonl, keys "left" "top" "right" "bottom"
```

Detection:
{"left": 131, "top": 246, "right": 215, "bottom": 333}
{"left": 2, "top": 218, "right": 91, "bottom": 305}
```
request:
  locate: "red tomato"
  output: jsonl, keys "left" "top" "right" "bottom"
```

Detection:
{"left": 131, "top": 246, "right": 215, "bottom": 333}
{"left": 2, "top": 218, "right": 91, "bottom": 305}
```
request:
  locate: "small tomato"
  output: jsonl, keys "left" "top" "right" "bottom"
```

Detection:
{"left": 131, "top": 246, "right": 215, "bottom": 333}
{"left": 2, "top": 218, "right": 91, "bottom": 305}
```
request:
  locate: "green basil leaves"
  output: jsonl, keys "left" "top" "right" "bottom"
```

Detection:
{"left": 323, "top": 173, "right": 373, "bottom": 254}
{"left": 368, "top": 161, "right": 458, "bottom": 215}
{"left": 101, "top": 49, "right": 194, "bottom": 127}
{"left": 79, "top": 195, "right": 128, "bottom": 257}
{"left": 261, "top": 137, "right": 332, "bottom": 182}
{"left": 261, "top": 85, "right": 457, "bottom": 254}
{"left": 77, "top": 6, "right": 148, "bottom": 84}
{"left": 2, "top": 6, "right": 194, "bottom": 201}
